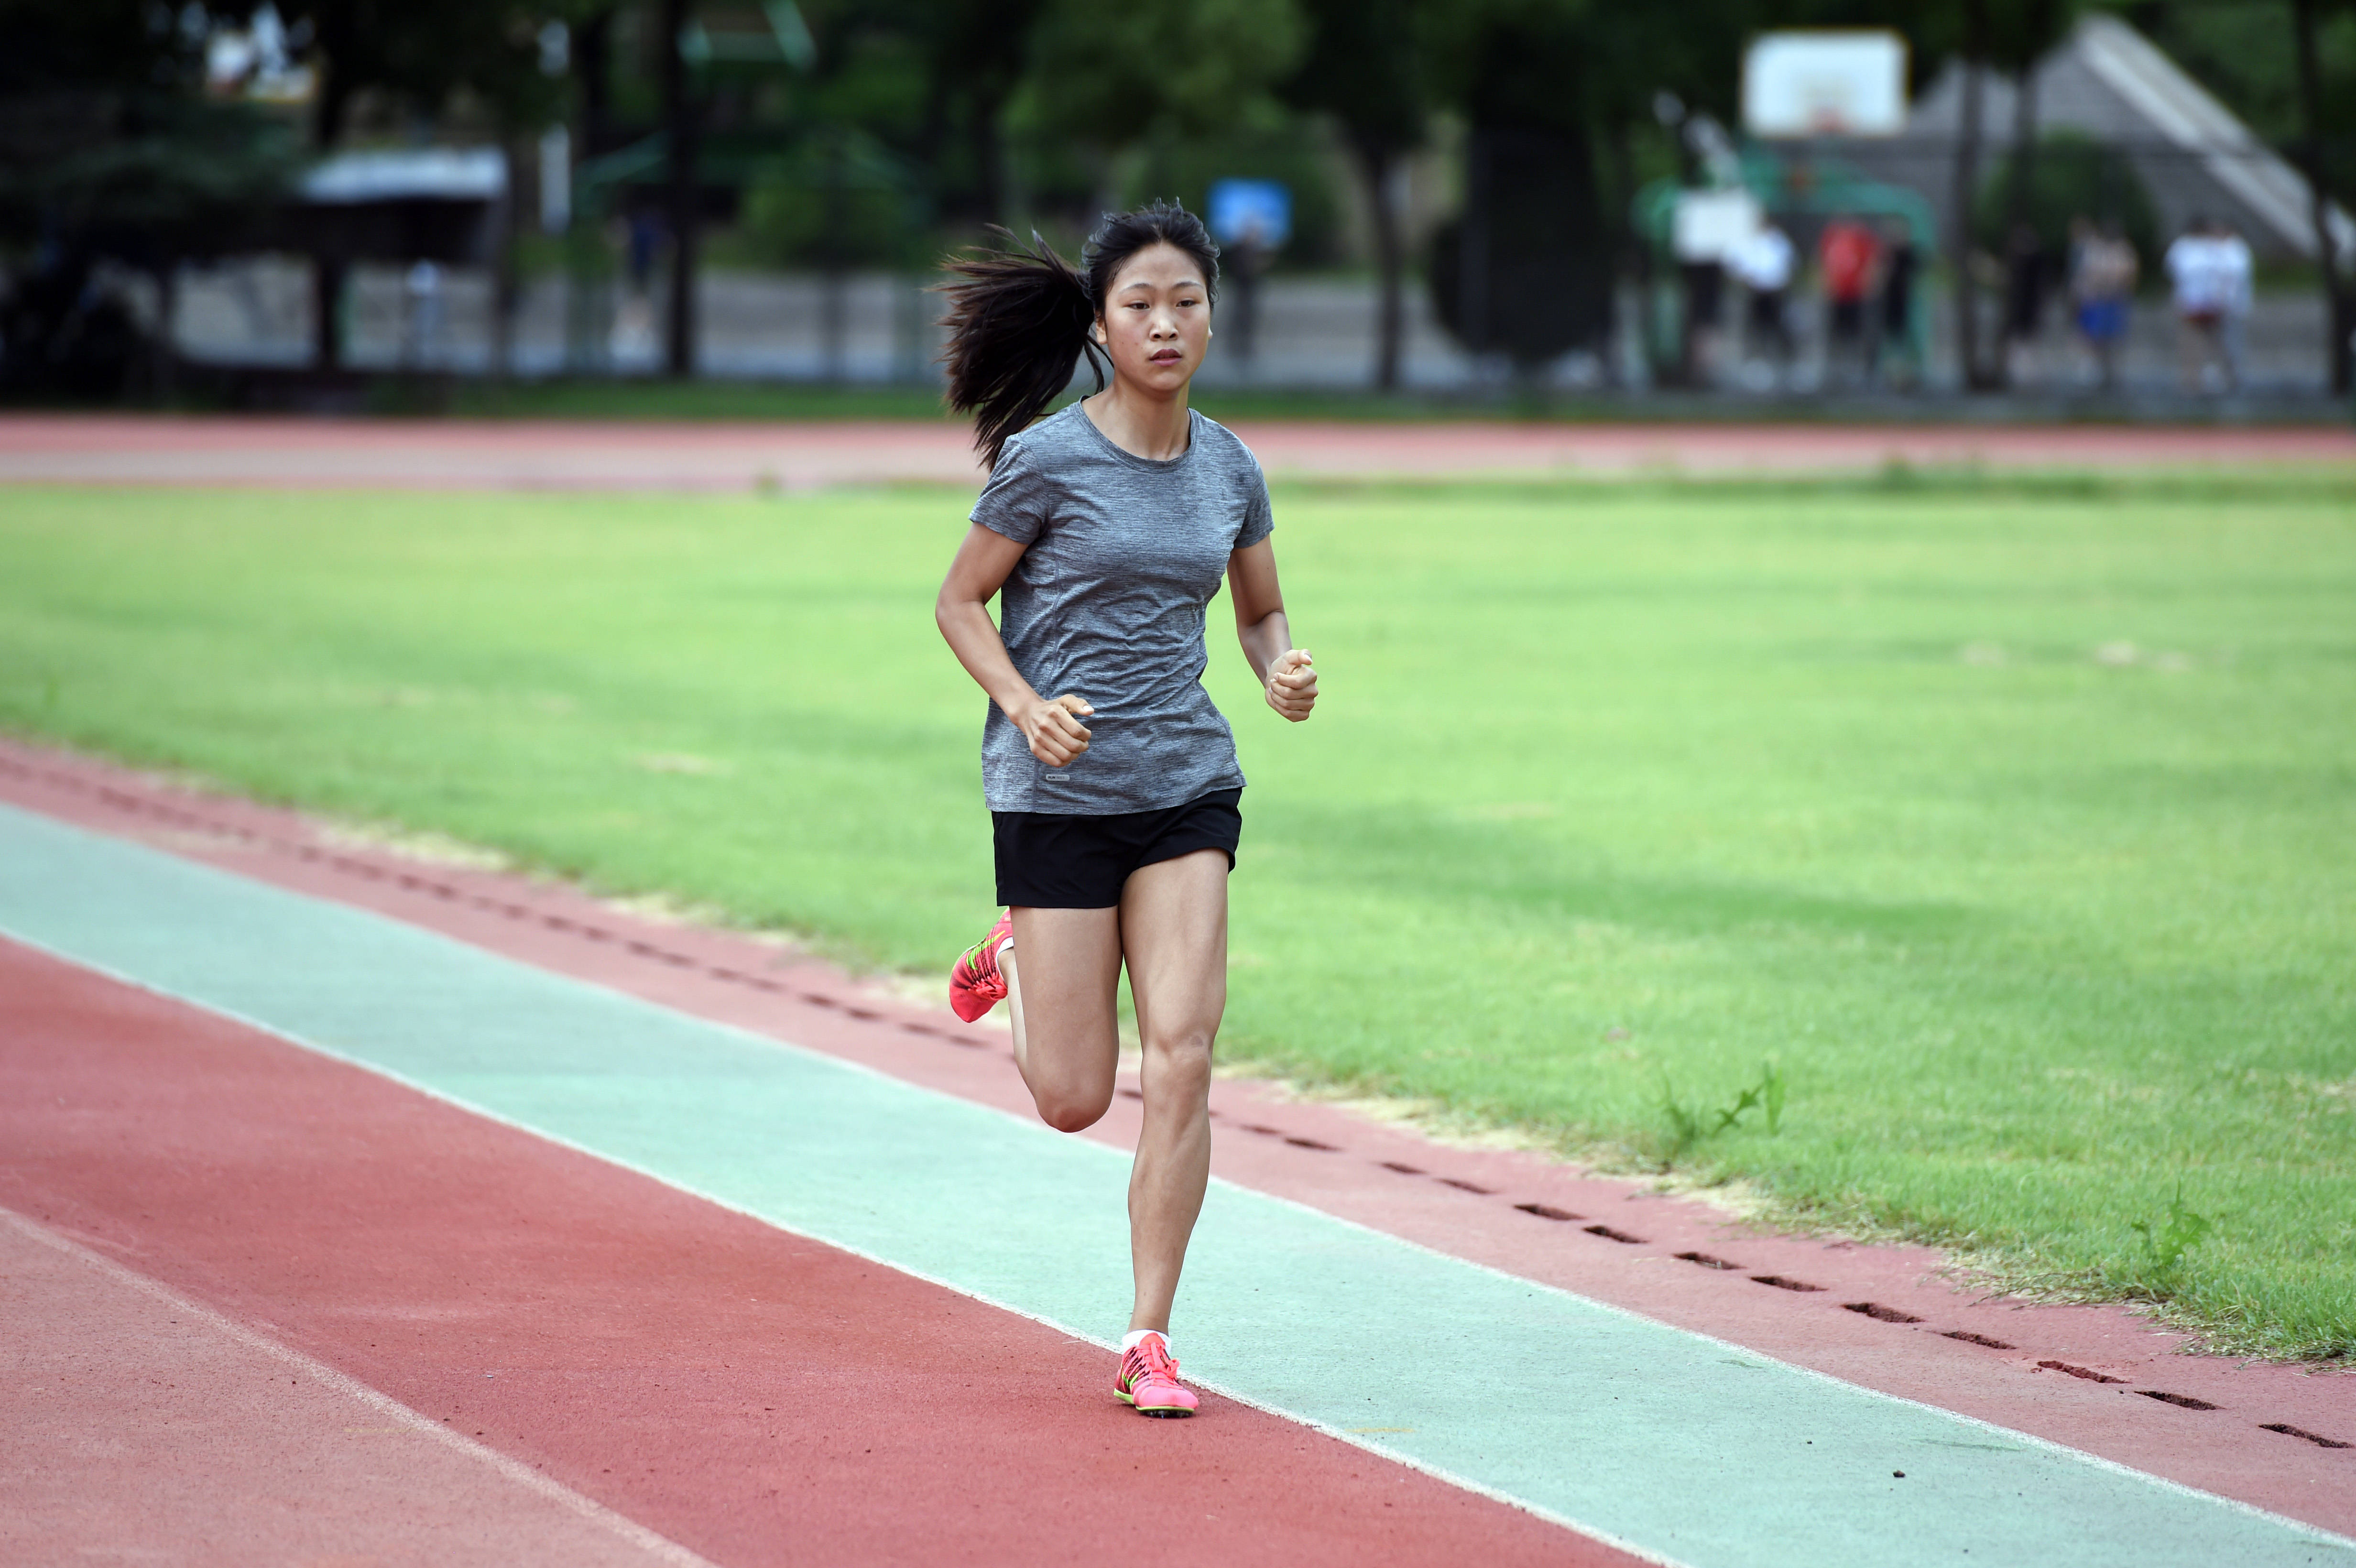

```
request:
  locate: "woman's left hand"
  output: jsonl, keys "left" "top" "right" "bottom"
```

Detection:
{"left": 1265, "top": 649, "right": 1317, "bottom": 721}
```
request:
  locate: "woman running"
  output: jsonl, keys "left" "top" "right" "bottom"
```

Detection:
{"left": 932, "top": 201, "right": 1317, "bottom": 1418}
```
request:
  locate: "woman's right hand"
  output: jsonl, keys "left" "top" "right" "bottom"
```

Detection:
{"left": 1014, "top": 693, "right": 1093, "bottom": 766}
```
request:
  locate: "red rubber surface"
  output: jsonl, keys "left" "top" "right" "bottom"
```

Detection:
{"left": 2, "top": 736, "right": 2348, "bottom": 1544}
{"left": 2, "top": 1212, "right": 692, "bottom": 1567}
{"left": 0, "top": 412, "right": 2346, "bottom": 491}
{"left": 0, "top": 937, "right": 1628, "bottom": 1568}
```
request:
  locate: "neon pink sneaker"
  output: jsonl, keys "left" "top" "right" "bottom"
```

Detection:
{"left": 1115, "top": 1333, "right": 1198, "bottom": 1418}
{"left": 948, "top": 912, "right": 1013, "bottom": 1023}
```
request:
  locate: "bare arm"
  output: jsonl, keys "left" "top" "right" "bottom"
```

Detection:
{"left": 1226, "top": 538, "right": 1317, "bottom": 722}
{"left": 935, "top": 524, "right": 1094, "bottom": 766}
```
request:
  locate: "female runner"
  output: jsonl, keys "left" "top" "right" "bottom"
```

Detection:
{"left": 932, "top": 201, "right": 1317, "bottom": 1418}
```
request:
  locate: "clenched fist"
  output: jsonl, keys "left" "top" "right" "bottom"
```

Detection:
{"left": 1265, "top": 649, "right": 1317, "bottom": 722}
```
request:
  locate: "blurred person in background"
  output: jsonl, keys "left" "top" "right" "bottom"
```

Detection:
{"left": 1680, "top": 253, "right": 1725, "bottom": 386}
{"left": 2068, "top": 217, "right": 2138, "bottom": 390}
{"left": 609, "top": 209, "right": 664, "bottom": 361}
{"left": 1222, "top": 218, "right": 1270, "bottom": 367}
{"left": 2217, "top": 221, "right": 2254, "bottom": 392}
{"left": 2002, "top": 221, "right": 2049, "bottom": 387}
{"left": 401, "top": 261, "right": 443, "bottom": 368}
{"left": 1727, "top": 220, "right": 1795, "bottom": 389}
{"left": 933, "top": 203, "right": 1319, "bottom": 1422}
{"left": 2165, "top": 216, "right": 2237, "bottom": 392}
{"left": 1818, "top": 216, "right": 1880, "bottom": 387}
{"left": 1870, "top": 217, "right": 1918, "bottom": 390}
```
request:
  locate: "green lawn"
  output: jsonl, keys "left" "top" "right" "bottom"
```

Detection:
{"left": 2, "top": 476, "right": 2350, "bottom": 1359}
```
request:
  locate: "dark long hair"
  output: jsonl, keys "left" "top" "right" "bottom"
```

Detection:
{"left": 938, "top": 201, "right": 1220, "bottom": 469}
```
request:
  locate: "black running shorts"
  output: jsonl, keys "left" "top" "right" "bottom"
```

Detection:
{"left": 993, "top": 789, "right": 1241, "bottom": 909}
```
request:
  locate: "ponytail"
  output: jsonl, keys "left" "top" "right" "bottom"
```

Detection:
{"left": 937, "top": 229, "right": 1105, "bottom": 472}
{"left": 938, "top": 201, "right": 1221, "bottom": 471}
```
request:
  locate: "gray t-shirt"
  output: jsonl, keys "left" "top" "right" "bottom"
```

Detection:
{"left": 971, "top": 403, "right": 1274, "bottom": 815}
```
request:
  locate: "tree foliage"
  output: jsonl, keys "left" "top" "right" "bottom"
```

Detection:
{"left": 273, "top": 0, "right": 578, "bottom": 143}
{"left": 1017, "top": 0, "right": 1309, "bottom": 146}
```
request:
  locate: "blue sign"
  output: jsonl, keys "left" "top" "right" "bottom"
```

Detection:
{"left": 1208, "top": 179, "right": 1292, "bottom": 251}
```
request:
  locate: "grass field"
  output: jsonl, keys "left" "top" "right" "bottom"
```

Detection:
{"left": 2, "top": 476, "right": 2350, "bottom": 1359}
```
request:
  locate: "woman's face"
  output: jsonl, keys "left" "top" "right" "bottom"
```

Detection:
{"left": 1093, "top": 242, "right": 1212, "bottom": 395}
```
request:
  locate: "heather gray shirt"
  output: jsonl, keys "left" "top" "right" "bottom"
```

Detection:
{"left": 971, "top": 403, "right": 1274, "bottom": 814}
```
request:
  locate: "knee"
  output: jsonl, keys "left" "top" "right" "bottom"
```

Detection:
{"left": 1143, "top": 1030, "right": 1215, "bottom": 1092}
{"left": 1034, "top": 1087, "right": 1112, "bottom": 1134}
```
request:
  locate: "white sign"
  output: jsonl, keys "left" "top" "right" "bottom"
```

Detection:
{"left": 1743, "top": 31, "right": 1908, "bottom": 138}
{"left": 1673, "top": 189, "right": 1764, "bottom": 264}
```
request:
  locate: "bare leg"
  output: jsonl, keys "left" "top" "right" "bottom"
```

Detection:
{"left": 1002, "top": 906, "right": 1121, "bottom": 1133}
{"left": 1116, "top": 849, "right": 1229, "bottom": 1335}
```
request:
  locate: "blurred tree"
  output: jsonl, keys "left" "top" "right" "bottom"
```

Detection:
{"left": 658, "top": 0, "right": 696, "bottom": 375}
{"left": 1282, "top": 0, "right": 1428, "bottom": 388}
{"left": 271, "top": 0, "right": 582, "bottom": 370}
{"left": 912, "top": 0, "right": 1046, "bottom": 228}
{"left": 1986, "top": 0, "right": 2081, "bottom": 387}
{"left": 739, "top": 129, "right": 926, "bottom": 269}
{"left": 0, "top": 0, "right": 303, "bottom": 399}
{"left": 1415, "top": 0, "right": 1821, "bottom": 378}
{"left": 2289, "top": 0, "right": 2354, "bottom": 391}
{"left": 1420, "top": 0, "right": 1650, "bottom": 371}
{"left": 1018, "top": 0, "right": 1309, "bottom": 163}
{"left": 282, "top": 0, "right": 571, "bottom": 149}
{"left": 1973, "top": 127, "right": 2162, "bottom": 261}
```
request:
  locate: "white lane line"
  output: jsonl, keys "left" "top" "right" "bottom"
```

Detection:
{"left": 0, "top": 1205, "right": 723, "bottom": 1568}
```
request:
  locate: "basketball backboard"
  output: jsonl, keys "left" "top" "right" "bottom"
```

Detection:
{"left": 1742, "top": 31, "right": 1908, "bottom": 138}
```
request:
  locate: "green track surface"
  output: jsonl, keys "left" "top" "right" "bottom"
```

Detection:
{"left": 1, "top": 477, "right": 2350, "bottom": 1357}
{"left": 3, "top": 804, "right": 2349, "bottom": 1568}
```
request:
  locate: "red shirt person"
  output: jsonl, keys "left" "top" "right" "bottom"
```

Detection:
{"left": 1818, "top": 218, "right": 1882, "bottom": 348}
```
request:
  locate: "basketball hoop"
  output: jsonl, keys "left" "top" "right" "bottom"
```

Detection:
{"left": 1743, "top": 31, "right": 1908, "bottom": 139}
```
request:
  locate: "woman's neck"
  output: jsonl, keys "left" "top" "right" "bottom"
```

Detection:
{"left": 1082, "top": 377, "right": 1191, "bottom": 462}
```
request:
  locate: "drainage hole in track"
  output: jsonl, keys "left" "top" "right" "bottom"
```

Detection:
{"left": 1584, "top": 1225, "right": 1647, "bottom": 1244}
{"left": 2037, "top": 1360, "right": 2125, "bottom": 1384}
{"left": 1437, "top": 1177, "right": 1496, "bottom": 1194}
{"left": 1284, "top": 1137, "right": 1341, "bottom": 1151}
{"left": 2259, "top": 1423, "right": 2351, "bottom": 1449}
{"left": 1240, "top": 1124, "right": 1285, "bottom": 1137}
{"left": 1675, "top": 1252, "right": 1741, "bottom": 1270}
{"left": 2137, "top": 1390, "right": 2219, "bottom": 1411}
{"left": 1940, "top": 1330, "right": 2016, "bottom": 1350}
{"left": 1515, "top": 1203, "right": 1582, "bottom": 1222}
{"left": 1751, "top": 1275, "right": 1826, "bottom": 1292}
{"left": 1843, "top": 1302, "right": 1924, "bottom": 1324}
{"left": 1378, "top": 1162, "right": 1426, "bottom": 1176}
{"left": 1118, "top": 1088, "right": 1144, "bottom": 1100}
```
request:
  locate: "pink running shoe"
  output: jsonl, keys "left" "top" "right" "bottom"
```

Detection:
{"left": 949, "top": 912, "right": 1013, "bottom": 1023}
{"left": 1115, "top": 1333, "right": 1198, "bottom": 1418}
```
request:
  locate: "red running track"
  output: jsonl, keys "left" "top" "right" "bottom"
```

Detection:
{"left": 0, "top": 938, "right": 1624, "bottom": 1568}
{"left": 0, "top": 412, "right": 2347, "bottom": 491}
{"left": 2, "top": 736, "right": 2349, "bottom": 1555}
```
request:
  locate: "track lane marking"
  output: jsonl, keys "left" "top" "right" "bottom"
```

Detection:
{"left": 2, "top": 802, "right": 2350, "bottom": 1568}
{"left": 0, "top": 1207, "right": 720, "bottom": 1568}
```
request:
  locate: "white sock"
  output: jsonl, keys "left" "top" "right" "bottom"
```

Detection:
{"left": 1121, "top": 1328, "right": 1169, "bottom": 1354}
{"left": 994, "top": 935, "right": 1014, "bottom": 963}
